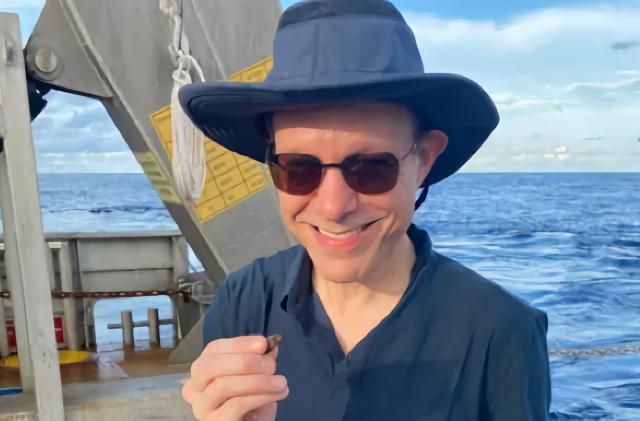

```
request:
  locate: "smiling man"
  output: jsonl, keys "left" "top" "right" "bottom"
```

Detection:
{"left": 179, "top": 1, "right": 551, "bottom": 420}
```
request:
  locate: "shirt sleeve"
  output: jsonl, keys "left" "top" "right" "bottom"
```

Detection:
{"left": 482, "top": 309, "right": 552, "bottom": 421}
{"left": 202, "top": 275, "right": 233, "bottom": 347}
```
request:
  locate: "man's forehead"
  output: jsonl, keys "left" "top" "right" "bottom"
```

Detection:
{"left": 271, "top": 100, "right": 418, "bottom": 134}
{"left": 275, "top": 100, "right": 410, "bottom": 119}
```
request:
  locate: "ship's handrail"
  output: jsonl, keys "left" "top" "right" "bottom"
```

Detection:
{"left": 0, "top": 230, "right": 182, "bottom": 241}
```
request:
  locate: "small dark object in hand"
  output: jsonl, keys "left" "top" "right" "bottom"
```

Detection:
{"left": 265, "top": 334, "right": 283, "bottom": 354}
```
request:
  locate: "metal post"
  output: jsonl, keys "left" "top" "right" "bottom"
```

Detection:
{"left": 148, "top": 307, "right": 160, "bottom": 347}
{"left": 171, "top": 236, "right": 188, "bottom": 344}
{"left": 121, "top": 310, "right": 134, "bottom": 348}
{"left": 0, "top": 13, "right": 64, "bottom": 420}
{"left": 59, "top": 242, "right": 81, "bottom": 350}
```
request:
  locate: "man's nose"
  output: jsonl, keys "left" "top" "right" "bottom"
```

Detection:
{"left": 313, "top": 167, "right": 358, "bottom": 222}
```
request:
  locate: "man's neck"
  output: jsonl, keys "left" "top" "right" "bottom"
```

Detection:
{"left": 311, "top": 233, "right": 416, "bottom": 317}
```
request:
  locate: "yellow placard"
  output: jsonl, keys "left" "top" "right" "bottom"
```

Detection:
{"left": 149, "top": 56, "right": 274, "bottom": 221}
{"left": 209, "top": 153, "right": 238, "bottom": 177}
{"left": 133, "top": 151, "right": 181, "bottom": 204}
{"left": 247, "top": 174, "right": 266, "bottom": 192}
{"left": 228, "top": 57, "right": 274, "bottom": 82}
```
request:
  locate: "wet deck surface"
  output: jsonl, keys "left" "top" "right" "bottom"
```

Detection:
{"left": 0, "top": 372, "right": 194, "bottom": 420}
{"left": 0, "top": 344, "right": 189, "bottom": 388}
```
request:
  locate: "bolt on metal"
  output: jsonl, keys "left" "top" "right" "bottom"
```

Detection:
{"left": 34, "top": 48, "right": 59, "bottom": 73}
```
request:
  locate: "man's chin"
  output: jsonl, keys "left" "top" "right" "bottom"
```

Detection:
{"left": 308, "top": 250, "right": 375, "bottom": 284}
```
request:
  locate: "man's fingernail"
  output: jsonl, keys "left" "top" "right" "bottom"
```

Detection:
{"left": 271, "top": 376, "right": 287, "bottom": 388}
{"left": 253, "top": 339, "right": 264, "bottom": 351}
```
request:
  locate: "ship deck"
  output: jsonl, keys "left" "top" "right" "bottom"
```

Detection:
{"left": 0, "top": 344, "right": 193, "bottom": 420}
{"left": 1, "top": 345, "right": 188, "bottom": 389}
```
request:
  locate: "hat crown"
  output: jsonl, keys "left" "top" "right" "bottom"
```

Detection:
{"left": 278, "top": 0, "right": 407, "bottom": 30}
{"left": 179, "top": 0, "right": 500, "bottom": 190}
{"left": 267, "top": 0, "right": 424, "bottom": 85}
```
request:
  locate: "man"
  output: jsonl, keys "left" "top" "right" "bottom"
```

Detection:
{"left": 179, "top": 1, "right": 551, "bottom": 420}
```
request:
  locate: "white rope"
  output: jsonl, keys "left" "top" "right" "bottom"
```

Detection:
{"left": 159, "top": 0, "right": 182, "bottom": 62}
{"left": 177, "top": 52, "right": 205, "bottom": 83}
{"left": 160, "top": 0, "right": 207, "bottom": 204}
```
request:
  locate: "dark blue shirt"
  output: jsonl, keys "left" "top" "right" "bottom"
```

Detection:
{"left": 203, "top": 224, "right": 551, "bottom": 420}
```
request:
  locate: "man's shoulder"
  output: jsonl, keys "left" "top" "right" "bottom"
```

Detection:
{"left": 203, "top": 245, "right": 304, "bottom": 340}
{"left": 429, "top": 251, "right": 547, "bottom": 330}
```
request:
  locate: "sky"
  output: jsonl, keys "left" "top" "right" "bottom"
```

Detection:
{"left": 1, "top": 0, "right": 639, "bottom": 173}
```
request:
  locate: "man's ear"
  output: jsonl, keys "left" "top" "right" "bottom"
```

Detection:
{"left": 416, "top": 130, "right": 448, "bottom": 185}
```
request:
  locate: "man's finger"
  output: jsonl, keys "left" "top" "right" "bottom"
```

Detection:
{"left": 190, "top": 351, "right": 276, "bottom": 393}
{"left": 213, "top": 387, "right": 290, "bottom": 420}
{"left": 193, "top": 374, "right": 287, "bottom": 417}
{"left": 202, "top": 335, "right": 267, "bottom": 356}
{"left": 182, "top": 379, "right": 195, "bottom": 404}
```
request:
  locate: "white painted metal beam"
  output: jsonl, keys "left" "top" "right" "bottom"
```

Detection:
{"left": 0, "top": 13, "right": 65, "bottom": 421}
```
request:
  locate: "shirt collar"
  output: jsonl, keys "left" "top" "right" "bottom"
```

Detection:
{"left": 279, "top": 223, "right": 434, "bottom": 318}
{"left": 279, "top": 244, "right": 312, "bottom": 317}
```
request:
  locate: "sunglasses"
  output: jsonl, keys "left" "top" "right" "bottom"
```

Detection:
{"left": 266, "top": 143, "right": 417, "bottom": 195}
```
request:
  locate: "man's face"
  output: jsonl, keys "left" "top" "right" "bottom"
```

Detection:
{"left": 272, "top": 102, "right": 446, "bottom": 283}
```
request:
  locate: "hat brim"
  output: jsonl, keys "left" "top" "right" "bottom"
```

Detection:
{"left": 179, "top": 72, "right": 499, "bottom": 187}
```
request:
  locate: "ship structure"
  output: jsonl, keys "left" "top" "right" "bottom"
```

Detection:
{"left": 0, "top": 1, "right": 291, "bottom": 419}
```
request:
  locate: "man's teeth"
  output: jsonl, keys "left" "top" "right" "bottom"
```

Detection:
{"left": 318, "top": 226, "right": 363, "bottom": 238}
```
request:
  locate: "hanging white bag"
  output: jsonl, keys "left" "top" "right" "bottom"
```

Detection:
{"left": 170, "top": 55, "right": 206, "bottom": 204}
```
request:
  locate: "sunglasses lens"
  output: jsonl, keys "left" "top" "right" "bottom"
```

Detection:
{"left": 344, "top": 154, "right": 399, "bottom": 194}
{"left": 268, "top": 151, "right": 401, "bottom": 195}
{"left": 269, "top": 153, "right": 323, "bottom": 195}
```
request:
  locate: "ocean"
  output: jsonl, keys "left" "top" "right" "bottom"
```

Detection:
{"left": 3, "top": 172, "right": 640, "bottom": 420}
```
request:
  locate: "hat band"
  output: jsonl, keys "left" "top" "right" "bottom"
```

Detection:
{"left": 267, "top": 15, "right": 424, "bottom": 85}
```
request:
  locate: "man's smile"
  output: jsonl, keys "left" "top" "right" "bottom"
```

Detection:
{"left": 317, "top": 226, "right": 363, "bottom": 238}
{"left": 310, "top": 220, "right": 378, "bottom": 248}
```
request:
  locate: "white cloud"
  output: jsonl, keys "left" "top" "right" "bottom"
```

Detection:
{"left": 544, "top": 146, "right": 571, "bottom": 161}
{"left": 564, "top": 78, "right": 640, "bottom": 93}
{"left": 491, "top": 92, "right": 567, "bottom": 112}
{"left": 407, "top": 6, "right": 640, "bottom": 58}
{"left": 558, "top": 77, "right": 640, "bottom": 107}
{"left": 36, "top": 151, "right": 142, "bottom": 173}
{"left": 406, "top": 6, "right": 640, "bottom": 92}
{"left": 616, "top": 70, "right": 640, "bottom": 76}
{"left": 32, "top": 91, "right": 128, "bottom": 154}
{"left": 405, "top": 4, "right": 640, "bottom": 172}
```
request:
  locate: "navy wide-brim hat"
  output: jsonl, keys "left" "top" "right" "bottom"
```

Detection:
{"left": 179, "top": 0, "right": 499, "bottom": 187}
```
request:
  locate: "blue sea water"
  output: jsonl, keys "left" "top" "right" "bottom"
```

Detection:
{"left": 2, "top": 172, "right": 639, "bottom": 420}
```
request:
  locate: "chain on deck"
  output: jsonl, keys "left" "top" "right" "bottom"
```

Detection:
{"left": 1, "top": 289, "right": 639, "bottom": 357}
{"left": 0, "top": 288, "right": 190, "bottom": 299}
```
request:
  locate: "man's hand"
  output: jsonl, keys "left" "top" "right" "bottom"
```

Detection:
{"left": 182, "top": 336, "right": 289, "bottom": 421}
